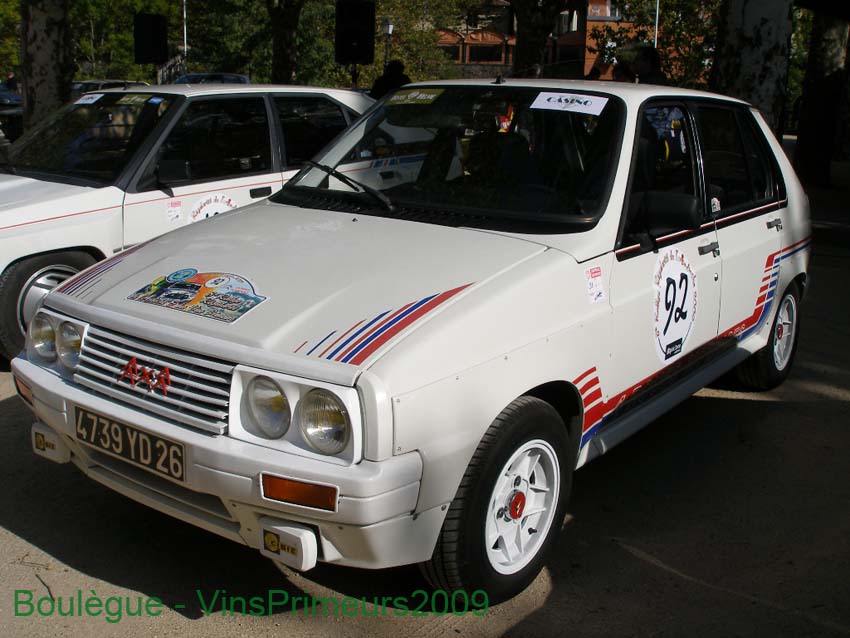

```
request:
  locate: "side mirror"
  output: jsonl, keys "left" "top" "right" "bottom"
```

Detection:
{"left": 644, "top": 191, "right": 702, "bottom": 238}
{"left": 156, "top": 159, "right": 191, "bottom": 186}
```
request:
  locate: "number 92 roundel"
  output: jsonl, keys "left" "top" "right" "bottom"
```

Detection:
{"left": 653, "top": 248, "right": 698, "bottom": 361}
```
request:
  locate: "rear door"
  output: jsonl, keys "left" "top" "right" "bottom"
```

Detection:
{"left": 692, "top": 104, "right": 785, "bottom": 339}
{"left": 122, "top": 95, "right": 282, "bottom": 246}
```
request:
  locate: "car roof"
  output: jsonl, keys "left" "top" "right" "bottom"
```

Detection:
{"left": 401, "top": 78, "right": 751, "bottom": 108}
{"left": 95, "top": 84, "right": 367, "bottom": 100}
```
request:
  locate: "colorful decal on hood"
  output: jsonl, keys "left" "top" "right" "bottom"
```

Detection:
{"left": 295, "top": 283, "right": 473, "bottom": 366}
{"left": 56, "top": 243, "right": 148, "bottom": 299}
{"left": 653, "top": 248, "right": 697, "bottom": 362}
{"left": 190, "top": 193, "right": 237, "bottom": 223}
{"left": 127, "top": 269, "right": 266, "bottom": 323}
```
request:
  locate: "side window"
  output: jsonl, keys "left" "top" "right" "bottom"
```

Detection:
{"left": 738, "top": 111, "right": 782, "bottom": 202}
{"left": 157, "top": 98, "right": 271, "bottom": 183}
{"left": 696, "top": 106, "right": 757, "bottom": 215}
{"left": 275, "top": 97, "right": 348, "bottom": 168}
{"left": 623, "top": 104, "right": 698, "bottom": 242}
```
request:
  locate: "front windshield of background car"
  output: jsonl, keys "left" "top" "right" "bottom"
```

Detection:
{"left": 278, "top": 85, "right": 623, "bottom": 231}
{"left": 4, "top": 92, "right": 174, "bottom": 185}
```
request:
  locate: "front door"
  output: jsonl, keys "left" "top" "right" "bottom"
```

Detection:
{"left": 122, "top": 96, "right": 284, "bottom": 247}
{"left": 606, "top": 102, "right": 723, "bottom": 404}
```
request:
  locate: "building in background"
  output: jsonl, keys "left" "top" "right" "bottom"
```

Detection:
{"left": 439, "top": 0, "right": 634, "bottom": 79}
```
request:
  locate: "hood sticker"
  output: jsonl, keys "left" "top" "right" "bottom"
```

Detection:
{"left": 295, "top": 283, "right": 473, "bottom": 366}
{"left": 127, "top": 269, "right": 267, "bottom": 323}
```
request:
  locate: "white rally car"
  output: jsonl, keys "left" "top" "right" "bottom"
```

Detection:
{"left": 12, "top": 80, "right": 810, "bottom": 602}
{"left": 0, "top": 84, "right": 373, "bottom": 359}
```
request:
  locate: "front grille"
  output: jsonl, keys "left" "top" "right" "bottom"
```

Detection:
{"left": 75, "top": 325, "right": 234, "bottom": 434}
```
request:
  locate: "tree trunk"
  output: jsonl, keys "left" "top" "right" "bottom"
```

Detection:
{"left": 710, "top": 0, "right": 794, "bottom": 132}
{"left": 793, "top": 15, "right": 849, "bottom": 186}
{"left": 510, "top": 0, "right": 567, "bottom": 78}
{"left": 20, "top": 0, "right": 74, "bottom": 128}
{"left": 267, "top": 0, "right": 306, "bottom": 84}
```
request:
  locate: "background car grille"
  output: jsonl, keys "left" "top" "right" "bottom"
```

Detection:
{"left": 75, "top": 326, "right": 234, "bottom": 434}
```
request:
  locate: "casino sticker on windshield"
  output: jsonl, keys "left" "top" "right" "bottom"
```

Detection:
{"left": 127, "top": 269, "right": 267, "bottom": 323}
{"left": 530, "top": 92, "right": 609, "bottom": 116}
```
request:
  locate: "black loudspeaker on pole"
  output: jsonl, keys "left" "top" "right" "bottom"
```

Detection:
{"left": 335, "top": 0, "right": 376, "bottom": 66}
{"left": 134, "top": 13, "right": 168, "bottom": 66}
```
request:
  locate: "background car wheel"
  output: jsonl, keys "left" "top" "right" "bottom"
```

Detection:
{"left": 735, "top": 282, "right": 801, "bottom": 391}
{"left": 420, "top": 396, "right": 576, "bottom": 603}
{"left": 0, "top": 251, "right": 96, "bottom": 359}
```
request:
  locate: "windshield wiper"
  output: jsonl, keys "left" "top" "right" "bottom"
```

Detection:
{"left": 302, "top": 160, "right": 395, "bottom": 212}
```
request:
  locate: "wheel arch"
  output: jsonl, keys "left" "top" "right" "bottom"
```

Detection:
{"left": 2, "top": 245, "right": 107, "bottom": 276}
{"left": 523, "top": 380, "right": 584, "bottom": 460}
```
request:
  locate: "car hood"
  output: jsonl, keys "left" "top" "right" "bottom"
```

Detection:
{"left": 0, "top": 173, "right": 104, "bottom": 218}
{"left": 49, "top": 201, "right": 546, "bottom": 377}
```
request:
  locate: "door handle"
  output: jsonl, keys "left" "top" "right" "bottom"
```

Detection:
{"left": 766, "top": 218, "right": 782, "bottom": 231}
{"left": 250, "top": 186, "right": 272, "bottom": 198}
{"left": 698, "top": 241, "right": 720, "bottom": 257}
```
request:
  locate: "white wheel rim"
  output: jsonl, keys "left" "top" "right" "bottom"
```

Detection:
{"left": 485, "top": 439, "right": 560, "bottom": 575}
{"left": 772, "top": 294, "right": 797, "bottom": 372}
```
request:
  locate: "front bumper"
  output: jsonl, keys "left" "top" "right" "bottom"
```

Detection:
{"left": 12, "top": 356, "right": 446, "bottom": 570}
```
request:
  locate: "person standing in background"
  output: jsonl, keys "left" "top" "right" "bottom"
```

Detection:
{"left": 633, "top": 47, "right": 668, "bottom": 86}
{"left": 5, "top": 72, "right": 17, "bottom": 93}
{"left": 369, "top": 60, "right": 411, "bottom": 100}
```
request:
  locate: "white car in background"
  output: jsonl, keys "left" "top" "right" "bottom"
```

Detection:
{"left": 0, "top": 84, "right": 373, "bottom": 359}
{"left": 12, "top": 80, "right": 810, "bottom": 603}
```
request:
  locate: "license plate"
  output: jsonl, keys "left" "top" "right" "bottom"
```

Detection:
{"left": 74, "top": 406, "right": 185, "bottom": 482}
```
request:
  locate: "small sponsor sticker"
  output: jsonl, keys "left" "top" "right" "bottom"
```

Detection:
{"left": 166, "top": 200, "right": 183, "bottom": 225}
{"left": 585, "top": 265, "right": 605, "bottom": 304}
{"left": 387, "top": 88, "right": 444, "bottom": 105}
{"left": 75, "top": 93, "right": 103, "bottom": 105}
{"left": 710, "top": 197, "right": 721, "bottom": 213}
{"left": 530, "top": 92, "right": 608, "bottom": 116}
{"left": 127, "top": 269, "right": 267, "bottom": 323}
{"left": 148, "top": 96, "right": 164, "bottom": 105}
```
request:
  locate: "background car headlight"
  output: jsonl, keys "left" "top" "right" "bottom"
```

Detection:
{"left": 56, "top": 322, "right": 83, "bottom": 370}
{"left": 27, "top": 313, "right": 56, "bottom": 361}
{"left": 298, "top": 388, "right": 351, "bottom": 455}
{"left": 245, "top": 376, "right": 291, "bottom": 439}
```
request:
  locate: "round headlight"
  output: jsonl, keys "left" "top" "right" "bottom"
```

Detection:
{"left": 245, "top": 376, "right": 290, "bottom": 439}
{"left": 28, "top": 313, "right": 56, "bottom": 361}
{"left": 57, "top": 322, "right": 83, "bottom": 370}
{"left": 298, "top": 388, "right": 350, "bottom": 456}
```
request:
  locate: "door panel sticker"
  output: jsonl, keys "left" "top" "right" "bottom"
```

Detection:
{"left": 167, "top": 200, "right": 183, "bottom": 225}
{"left": 189, "top": 193, "right": 237, "bottom": 223}
{"left": 585, "top": 265, "right": 605, "bottom": 304}
{"left": 653, "top": 249, "right": 697, "bottom": 361}
{"left": 128, "top": 269, "right": 266, "bottom": 323}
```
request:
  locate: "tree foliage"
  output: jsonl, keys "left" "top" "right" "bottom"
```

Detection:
{"left": 0, "top": 0, "right": 20, "bottom": 76}
{"left": 587, "top": 0, "right": 722, "bottom": 88}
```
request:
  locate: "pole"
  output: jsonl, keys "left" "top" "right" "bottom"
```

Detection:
{"left": 183, "top": 0, "right": 188, "bottom": 70}
{"left": 654, "top": 0, "right": 659, "bottom": 46}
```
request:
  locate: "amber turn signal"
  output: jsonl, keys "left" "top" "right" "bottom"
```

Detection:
{"left": 14, "top": 376, "right": 33, "bottom": 406}
{"left": 261, "top": 474, "right": 338, "bottom": 511}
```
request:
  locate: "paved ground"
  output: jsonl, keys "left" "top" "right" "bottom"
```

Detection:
{"left": 0, "top": 159, "right": 848, "bottom": 637}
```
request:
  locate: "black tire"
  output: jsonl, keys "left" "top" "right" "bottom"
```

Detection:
{"left": 420, "top": 396, "right": 576, "bottom": 603}
{"left": 0, "top": 251, "right": 96, "bottom": 360}
{"left": 735, "top": 282, "right": 801, "bottom": 391}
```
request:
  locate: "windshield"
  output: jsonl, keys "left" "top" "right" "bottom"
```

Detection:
{"left": 275, "top": 85, "right": 623, "bottom": 232}
{"left": 4, "top": 92, "right": 174, "bottom": 185}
